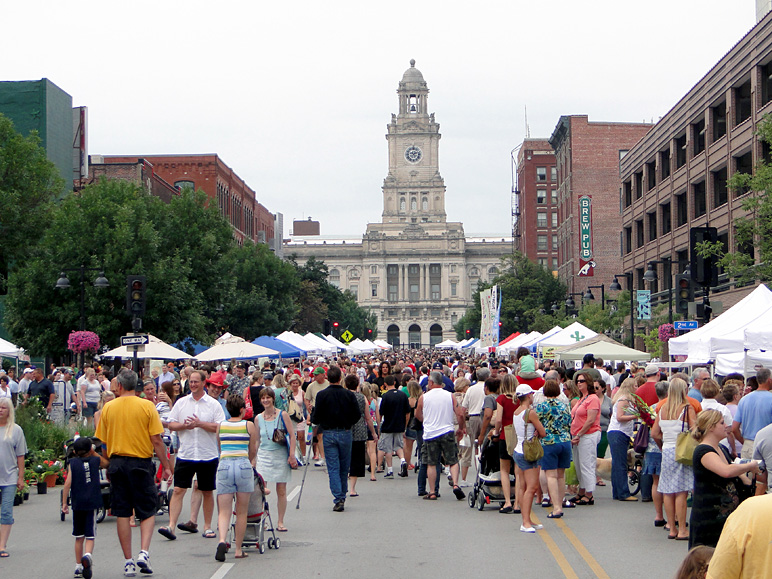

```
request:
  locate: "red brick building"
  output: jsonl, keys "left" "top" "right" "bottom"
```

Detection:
{"left": 88, "top": 158, "right": 180, "bottom": 203}
{"left": 549, "top": 116, "right": 652, "bottom": 296}
{"left": 515, "top": 139, "right": 558, "bottom": 272}
{"left": 97, "top": 154, "right": 274, "bottom": 246}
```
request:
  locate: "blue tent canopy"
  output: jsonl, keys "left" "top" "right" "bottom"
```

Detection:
{"left": 173, "top": 338, "right": 209, "bottom": 356}
{"left": 252, "top": 336, "right": 305, "bottom": 359}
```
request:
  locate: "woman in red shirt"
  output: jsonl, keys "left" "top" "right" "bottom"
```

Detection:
{"left": 569, "top": 371, "right": 601, "bottom": 505}
{"left": 493, "top": 374, "right": 519, "bottom": 513}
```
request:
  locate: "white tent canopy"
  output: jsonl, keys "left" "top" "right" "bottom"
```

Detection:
{"left": 101, "top": 334, "right": 192, "bottom": 360}
{"left": 497, "top": 332, "right": 541, "bottom": 355}
{"left": 373, "top": 339, "right": 392, "bottom": 350}
{"left": 302, "top": 333, "right": 339, "bottom": 355}
{"left": 195, "top": 333, "right": 278, "bottom": 361}
{"left": 276, "top": 331, "right": 331, "bottom": 356}
{"left": 553, "top": 334, "right": 651, "bottom": 362}
{"left": 323, "top": 334, "right": 355, "bottom": 354}
{"left": 435, "top": 339, "right": 458, "bottom": 349}
{"left": 539, "top": 322, "right": 598, "bottom": 349}
{"left": 349, "top": 338, "right": 376, "bottom": 353}
{"left": 526, "top": 326, "right": 565, "bottom": 352}
{"left": 0, "top": 337, "right": 23, "bottom": 358}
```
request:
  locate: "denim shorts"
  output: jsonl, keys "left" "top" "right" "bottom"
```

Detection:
{"left": 540, "top": 441, "right": 572, "bottom": 470}
{"left": 405, "top": 428, "right": 418, "bottom": 441}
{"left": 642, "top": 451, "right": 662, "bottom": 476}
{"left": 513, "top": 451, "right": 540, "bottom": 471}
{"left": 0, "top": 485, "right": 15, "bottom": 525}
{"left": 216, "top": 457, "right": 255, "bottom": 495}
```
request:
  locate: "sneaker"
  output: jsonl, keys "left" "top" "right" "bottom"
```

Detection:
{"left": 314, "top": 459, "right": 325, "bottom": 467}
{"left": 383, "top": 471, "right": 393, "bottom": 479}
{"left": 81, "top": 554, "right": 93, "bottom": 579}
{"left": 398, "top": 462, "right": 408, "bottom": 477}
{"left": 332, "top": 501, "right": 345, "bottom": 512}
{"left": 520, "top": 525, "right": 536, "bottom": 533}
{"left": 136, "top": 550, "right": 153, "bottom": 575}
{"left": 124, "top": 560, "right": 137, "bottom": 577}
{"left": 459, "top": 480, "right": 471, "bottom": 487}
{"left": 74, "top": 566, "right": 84, "bottom": 579}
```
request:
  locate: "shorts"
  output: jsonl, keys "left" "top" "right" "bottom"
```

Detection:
{"left": 405, "top": 428, "right": 418, "bottom": 441}
{"left": 107, "top": 456, "right": 158, "bottom": 520}
{"left": 72, "top": 509, "right": 96, "bottom": 539}
{"left": 498, "top": 438, "right": 513, "bottom": 461}
{"left": 642, "top": 451, "right": 662, "bottom": 476}
{"left": 540, "top": 441, "right": 572, "bottom": 470}
{"left": 174, "top": 458, "right": 218, "bottom": 492}
{"left": 421, "top": 431, "right": 459, "bottom": 467}
{"left": 82, "top": 402, "right": 98, "bottom": 418}
{"left": 513, "top": 451, "right": 540, "bottom": 471}
{"left": 216, "top": 457, "right": 255, "bottom": 495}
{"left": 0, "top": 485, "right": 15, "bottom": 525}
{"left": 377, "top": 432, "right": 404, "bottom": 453}
{"left": 349, "top": 440, "right": 366, "bottom": 478}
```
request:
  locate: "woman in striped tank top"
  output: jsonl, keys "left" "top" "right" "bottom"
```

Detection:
{"left": 214, "top": 395, "right": 257, "bottom": 561}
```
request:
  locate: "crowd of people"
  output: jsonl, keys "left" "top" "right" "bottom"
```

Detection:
{"left": 2, "top": 348, "right": 772, "bottom": 578}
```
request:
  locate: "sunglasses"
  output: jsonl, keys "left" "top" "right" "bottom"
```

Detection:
{"left": 576, "top": 379, "right": 587, "bottom": 384}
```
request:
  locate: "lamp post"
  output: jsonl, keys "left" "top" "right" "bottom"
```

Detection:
{"left": 55, "top": 265, "right": 110, "bottom": 331}
{"left": 565, "top": 292, "right": 584, "bottom": 316}
{"left": 643, "top": 258, "right": 673, "bottom": 325}
{"left": 583, "top": 284, "right": 606, "bottom": 310}
{"left": 610, "top": 273, "right": 635, "bottom": 348}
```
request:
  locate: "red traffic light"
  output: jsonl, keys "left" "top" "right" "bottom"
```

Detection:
{"left": 367, "top": 329, "right": 372, "bottom": 334}
{"left": 465, "top": 329, "right": 471, "bottom": 334}
{"left": 498, "top": 322, "right": 502, "bottom": 326}
{"left": 333, "top": 322, "right": 339, "bottom": 327}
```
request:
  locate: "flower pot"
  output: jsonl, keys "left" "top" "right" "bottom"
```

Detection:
{"left": 13, "top": 494, "right": 22, "bottom": 506}
{"left": 23, "top": 492, "right": 29, "bottom": 501}
{"left": 45, "top": 474, "right": 57, "bottom": 488}
{"left": 37, "top": 481, "right": 48, "bottom": 494}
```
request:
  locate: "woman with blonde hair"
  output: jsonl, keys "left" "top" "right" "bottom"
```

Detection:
{"left": 652, "top": 377, "right": 696, "bottom": 540}
{"left": 688, "top": 409, "right": 759, "bottom": 548}
{"left": 493, "top": 373, "right": 519, "bottom": 513}
{"left": 606, "top": 378, "right": 639, "bottom": 501}
{"left": 564, "top": 380, "right": 581, "bottom": 410}
{"left": 404, "top": 380, "right": 422, "bottom": 471}
{"left": 93, "top": 389, "right": 116, "bottom": 432}
{"left": 361, "top": 384, "right": 380, "bottom": 481}
{"left": 0, "top": 397, "right": 27, "bottom": 557}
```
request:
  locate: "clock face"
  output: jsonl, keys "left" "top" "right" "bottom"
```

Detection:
{"left": 405, "top": 146, "right": 422, "bottom": 163}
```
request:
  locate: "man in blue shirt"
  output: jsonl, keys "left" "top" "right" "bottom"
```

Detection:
{"left": 732, "top": 367, "right": 772, "bottom": 459}
{"left": 687, "top": 367, "right": 709, "bottom": 402}
{"left": 432, "top": 362, "right": 455, "bottom": 393}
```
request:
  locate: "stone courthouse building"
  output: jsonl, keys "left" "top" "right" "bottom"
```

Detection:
{"left": 284, "top": 61, "right": 511, "bottom": 348}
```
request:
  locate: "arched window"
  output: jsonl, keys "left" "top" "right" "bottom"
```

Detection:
{"left": 329, "top": 269, "right": 341, "bottom": 288}
{"left": 422, "top": 198, "right": 428, "bottom": 211}
{"left": 408, "top": 324, "right": 421, "bottom": 348}
{"left": 470, "top": 267, "right": 479, "bottom": 277}
{"left": 387, "top": 324, "right": 401, "bottom": 348}
{"left": 488, "top": 266, "right": 499, "bottom": 281}
{"left": 400, "top": 198, "right": 406, "bottom": 211}
{"left": 411, "top": 198, "right": 417, "bottom": 211}
{"left": 175, "top": 180, "right": 195, "bottom": 191}
{"left": 430, "top": 324, "right": 443, "bottom": 347}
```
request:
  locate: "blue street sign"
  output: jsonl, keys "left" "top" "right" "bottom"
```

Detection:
{"left": 674, "top": 321, "right": 699, "bottom": 330}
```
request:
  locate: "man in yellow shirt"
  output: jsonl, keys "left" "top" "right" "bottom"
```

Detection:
{"left": 708, "top": 493, "right": 772, "bottom": 579}
{"left": 96, "top": 369, "right": 171, "bottom": 577}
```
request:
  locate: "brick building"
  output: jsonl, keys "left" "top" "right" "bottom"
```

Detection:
{"left": 88, "top": 157, "right": 180, "bottom": 203}
{"left": 549, "top": 116, "right": 652, "bottom": 297}
{"left": 515, "top": 139, "right": 558, "bottom": 272}
{"left": 98, "top": 154, "right": 276, "bottom": 247}
{"left": 620, "top": 11, "right": 772, "bottom": 313}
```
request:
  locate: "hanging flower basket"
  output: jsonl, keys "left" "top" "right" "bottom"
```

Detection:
{"left": 658, "top": 323, "right": 676, "bottom": 343}
{"left": 67, "top": 331, "right": 100, "bottom": 355}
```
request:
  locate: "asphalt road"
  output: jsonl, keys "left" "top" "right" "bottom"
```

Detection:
{"left": 2, "top": 464, "right": 687, "bottom": 579}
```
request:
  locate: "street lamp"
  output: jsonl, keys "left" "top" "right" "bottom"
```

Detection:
{"left": 583, "top": 284, "right": 606, "bottom": 310}
{"left": 565, "top": 292, "right": 584, "bottom": 310}
{"left": 55, "top": 265, "right": 110, "bottom": 331}
{"left": 642, "top": 258, "right": 691, "bottom": 325}
{"left": 610, "top": 273, "right": 635, "bottom": 348}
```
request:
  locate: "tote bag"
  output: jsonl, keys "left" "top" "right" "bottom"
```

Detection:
{"left": 675, "top": 408, "right": 697, "bottom": 466}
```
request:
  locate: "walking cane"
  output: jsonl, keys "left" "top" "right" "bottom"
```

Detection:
{"left": 295, "top": 432, "right": 313, "bottom": 510}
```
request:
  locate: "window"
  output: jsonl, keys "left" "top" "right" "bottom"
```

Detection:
{"left": 537, "top": 189, "right": 547, "bottom": 204}
{"left": 712, "top": 167, "right": 728, "bottom": 208}
{"left": 350, "top": 284, "right": 358, "bottom": 299}
{"left": 551, "top": 257, "right": 558, "bottom": 271}
{"left": 422, "top": 198, "right": 428, "bottom": 211}
{"left": 693, "top": 181, "right": 706, "bottom": 218}
{"left": 451, "top": 313, "right": 458, "bottom": 324}
{"left": 537, "top": 258, "right": 548, "bottom": 268}
{"left": 635, "top": 219, "right": 644, "bottom": 248}
{"left": 536, "top": 167, "right": 547, "bottom": 181}
{"left": 647, "top": 211, "right": 657, "bottom": 242}
{"left": 537, "top": 212, "right": 547, "bottom": 228}
{"left": 409, "top": 283, "right": 419, "bottom": 301}
{"left": 712, "top": 101, "right": 727, "bottom": 141}
{"left": 675, "top": 133, "right": 687, "bottom": 168}
{"left": 551, "top": 189, "right": 558, "bottom": 204}
{"left": 371, "top": 283, "right": 378, "bottom": 297}
{"left": 735, "top": 80, "right": 752, "bottom": 126}
{"left": 660, "top": 149, "right": 671, "bottom": 180}
{"left": 371, "top": 265, "right": 378, "bottom": 274}
{"left": 410, "top": 198, "right": 417, "bottom": 211}
{"left": 400, "top": 198, "right": 406, "bottom": 211}
{"left": 661, "top": 202, "right": 672, "bottom": 235}
{"left": 174, "top": 180, "right": 195, "bottom": 190}
{"left": 329, "top": 269, "right": 341, "bottom": 288}
{"left": 763, "top": 61, "right": 772, "bottom": 107}
{"left": 450, "top": 282, "right": 457, "bottom": 297}
{"left": 692, "top": 118, "right": 705, "bottom": 156}
{"left": 646, "top": 160, "right": 656, "bottom": 190}
{"left": 623, "top": 181, "right": 632, "bottom": 207}
{"left": 550, "top": 167, "right": 557, "bottom": 182}
{"left": 488, "top": 266, "right": 499, "bottom": 281}
{"left": 552, "top": 234, "right": 558, "bottom": 250}
{"left": 388, "top": 285, "right": 398, "bottom": 302}
{"left": 551, "top": 212, "right": 558, "bottom": 228}
{"left": 624, "top": 227, "right": 632, "bottom": 254}
{"left": 634, "top": 171, "right": 643, "bottom": 199}
{"left": 450, "top": 264, "right": 457, "bottom": 273}
{"left": 734, "top": 151, "right": 753, "bottom": 197}
{"left": 431, "top": 284, "right": 440, "bottom": 300}
{"left": 537, "top": 235, "right": 548, "bottom": 251}
{"left": 676, "top": 192, "right": 688, "bottom": 226}
{"left": 429, "top": 264, "right": 441, "bottom": 275}
{"left": 408, "top": 264, "right": 419, "bottom": 275}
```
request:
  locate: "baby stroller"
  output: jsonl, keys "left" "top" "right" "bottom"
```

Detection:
{"left": 229, "top": 471, "right": 281, "bottom": 554}
{"left": 152, "top": 435, "right": 174, "bottom": 516}
{"left": 467, "top": 436, "right": 516, "bottom": 511}
{"left": 59, "top": 437, "right": 112, "bottom": 523}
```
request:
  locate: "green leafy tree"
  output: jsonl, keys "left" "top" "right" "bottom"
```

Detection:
{"left": 293, "top": 279, "right": 328, "bottom": 334}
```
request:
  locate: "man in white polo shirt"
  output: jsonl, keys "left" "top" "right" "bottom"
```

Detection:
{"left": 158, "top": 370, "right": 225, "bottom": 541}
{"left": 462, "top": 367, "right": 489, "bottom": 450}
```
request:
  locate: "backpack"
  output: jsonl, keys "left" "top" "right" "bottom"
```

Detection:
{"left": 243, "top": 385, "right": 262, "bottom": 420}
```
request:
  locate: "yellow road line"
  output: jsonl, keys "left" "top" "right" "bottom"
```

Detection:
{"left": 531, "top": 514, "right": 579, "bottom": 579}
{"left": 556, "top": 518, "right": 611, "bottom": 579}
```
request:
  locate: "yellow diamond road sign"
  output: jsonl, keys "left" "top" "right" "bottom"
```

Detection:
{"left": 341, "top": 330, "right": 354, "bottom": 343}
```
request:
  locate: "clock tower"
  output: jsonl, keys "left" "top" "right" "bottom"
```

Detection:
{"left": 381, "top": 59, "right": 447, "bottom": 224}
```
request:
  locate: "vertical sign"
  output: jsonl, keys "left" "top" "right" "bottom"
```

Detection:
{"left": 577, "top": 195, "right": 595, "bottom": 277}
{"left": 637, "top": 290, "right": 651, "bottom": 320}
{"left": 479, "top": 288, "right": 492, "bottom": 348}
{"left": 491, "top": 285, "right": 501, "bottom": 348}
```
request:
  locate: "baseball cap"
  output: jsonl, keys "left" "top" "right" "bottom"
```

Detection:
{"left": 516, "top": 384, "right": 534, "bottom": 398}
{"left": 262, "top": 372, "right": 274, "bottom": 380}
{"left": 645, "top": 364, "right": 660, "bottom": 376}
{"left": 23, "top": 368, "right": 33, "bottom": 374}
{"left": 313, "top": 367, "right": 326, "bottom": 376}
{"left": 582, "top": 353, "right": 595, "bottom": 365}
{"left": 432, "top": 362, "right": 443, "bottom": 370}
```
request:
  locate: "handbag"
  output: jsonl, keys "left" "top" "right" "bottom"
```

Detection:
{"left": 287, "top": 398, "right": 305, "bottom": 423}
{"left": 271, "top": 413, "right": 288, "bottom": 444}
{"left": 633, "top": 423, "right": 650, "bottom": 454}
{"left": 503, "top": 424, "right": 517, "bottom": 456}
{"left": 522, "top": 409, "right": 544, "bottom": 463}
{"left": 675, "top": 408, "right": 697, "bottom": 466}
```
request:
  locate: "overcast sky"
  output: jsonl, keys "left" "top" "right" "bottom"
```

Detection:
{"left": 1, "top": 1, "right": 758, "bottom": 237}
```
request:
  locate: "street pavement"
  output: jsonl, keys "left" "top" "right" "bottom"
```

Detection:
{"left": 2, "top": 464, "right": 687, "bottom": 579}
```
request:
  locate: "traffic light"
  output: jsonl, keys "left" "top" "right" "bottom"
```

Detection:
{"left": 465, "top": 329, "right": 471, "bottom": 337}
{"left": 126, "top": 275, "right": 146, "bottom": 317}
{"left": 323, "top": 319, "right": 331, "bottom": 334}
{"left": 367, "top": 328, "right": 372, "bottom": 335}
{"left": 675, "top": 273, "right": 694, "bottom": 315}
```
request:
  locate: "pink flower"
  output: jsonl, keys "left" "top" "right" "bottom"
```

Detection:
{"left": 67, "top": 331, "right": 100, "bottom": 354}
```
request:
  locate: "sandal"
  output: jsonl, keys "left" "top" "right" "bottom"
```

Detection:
{"left": 215, "top": 542, "right": 227, "bottom": 562}
{"left": 423, "top": 492, "right": 438, "bottom": 500}
{"left": 547, "top": 511, "right": 564, "bottom": 518}
{"left": 541, "top": 498, "right": 552, "bottom": 508}
{"left": 596, "top": 480, "right": 606, "bottom": 486}
{"left": 563, "top": 499, "right": 576, "bottom": 509}
{"left": 158, "top": 527, "right": 177, "bottom": 540}
{"left": 575, "top": 496, "right": 594, "bottom": 506}
{"left": 453, "top": 486, "right": 465, "bottom": 500}
{"left": 234, "top": 553, "right": 249, "bottom": 558}
{"left": 202, "top": 529, "right": 216, "bottom": 538}
{"left": 277, "top": 525, "right": 288, "bottom": 532}
{"left": 177, "top": 521, "right": 198, "bottom": 534}
{"left": 499, "top": 505, "right": 514, "bottom": 514}
{"left": 0, "top": 550, "right": 8, "bottom": 558}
